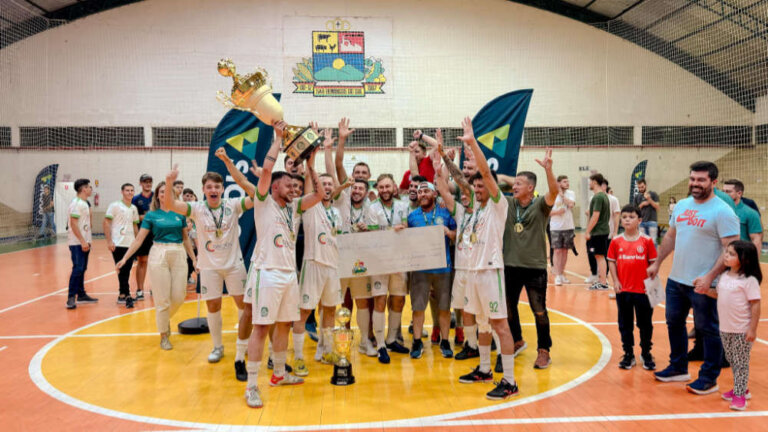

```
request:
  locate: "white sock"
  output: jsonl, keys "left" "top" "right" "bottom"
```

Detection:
{"left": 293, "top": 330, "right": 305, "bottom": 360}
{"left": 357, "top": 308, "right": 370, "bottom": 346}
{"left": 465, "top": 324, "right": 478, "bottom": 349}
{"left": 273, "top": 351, "right": 287, "bottom": 377}
{"left": 246, "top": 360, "right": 260, "bottom": 387}
{"left": 268, "top": 340, "right": 273, "bottom": 356}
{"left": 386, "top": 311, "right": 401, "bottom": 344}
{"left": 479, "top": 344, "right": 491, "bottom": 373}
{"left": 372, "top": 310, "right": 386, "bottom": 348}
{"left": 492, "top": 331, "right": 501, "bottom": 352}
{"left": 502, "top": 354, "right": 516, "bottom": 384}
{"left": 235, "top": 338, "right": 248, "bottom": 362}
{"left": 208, "top": 311, "right": 223, "bottom": 348}
{"left": 322, "top": 327, "right": 334, "bottom": 354}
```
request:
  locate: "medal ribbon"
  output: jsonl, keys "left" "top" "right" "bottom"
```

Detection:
{"left": 206, "top": 203, "right": 224, "bottom": 235}
{"left": 515, "top": 199, "right": 534, "bottom": 226}
{"left": 324, "top": 204, "right": 337, "bottom": 233}
{"left": 422, "top": 206, "right": 437, "bottom": 226}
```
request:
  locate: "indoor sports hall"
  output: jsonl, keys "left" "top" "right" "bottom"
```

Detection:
{"left": 1, "top": 0, "right": 767, "bottom": 431}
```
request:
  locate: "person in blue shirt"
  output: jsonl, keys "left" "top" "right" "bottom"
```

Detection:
{"left": 407, "top": 181, "right": 457, "bottom": 359}
{"left": 118, "top": 181, "right": 197, "bottom": 351}
{"left": 131, "top": 174, "right": 154, "bottom": 301}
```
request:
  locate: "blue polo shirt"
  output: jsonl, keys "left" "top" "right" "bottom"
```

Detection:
{"left": 132, "top": 192, "right": 153, "bottom": 216}
{"left": 407, "top": 206, "right": 457, "bottom": 273}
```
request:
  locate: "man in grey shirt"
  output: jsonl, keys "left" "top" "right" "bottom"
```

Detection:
{"left": 632, "top": 179, "right": 660, "bottom": 242}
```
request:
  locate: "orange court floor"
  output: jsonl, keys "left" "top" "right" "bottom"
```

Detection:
{"left": 1, "top": 235, "right": 768, "bottom": 432}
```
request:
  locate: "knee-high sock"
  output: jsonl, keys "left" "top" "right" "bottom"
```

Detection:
{"left": 322, "top": 327, "right": 334, "bottom": 354}
{"left": 465, "top": 324, "right": 478, "bottom": 349}
{"left": 208, "top": 311, "right": 223, "bottom": 348}
{"left": 246, "top": 361, "right": 261, "bottom": 387}
{"left": 479, "top": 344, "right": 491, "bottom": 373}
{"left": 357, "top": 308, "right": 371, "bottom": 346}
{"left": 372, "top": 310, "right": 386, "bottom": 348}
{"left": 273, "top": 351, "right": 287, "bottom": 377}
{"left": 502, "top": 354, "right": 516, "bottom": 384}
{"left": 386, "top": 311, "right": 401, "bottom": 344}
{"left": 293, "top": 330, "right": 305, "bottom": 360}
{"left": 236, "top": 338, "right": 249, "bottom": 362}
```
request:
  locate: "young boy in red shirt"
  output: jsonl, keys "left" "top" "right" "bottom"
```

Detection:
{"left": 608, "top": 205, "right": 658, "bottom": 370}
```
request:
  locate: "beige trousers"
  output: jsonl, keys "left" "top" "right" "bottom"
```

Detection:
{"left": 148, "top": 243, "right": 188, "bottom": 333}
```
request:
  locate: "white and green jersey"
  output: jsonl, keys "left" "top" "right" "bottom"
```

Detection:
{"left": 67, "top": 197, "right": 91, "bottom": 246}
{"left": 333, "top": 189, "right": 370, "bottom": 234}
{"left": 187, "top": 198, "right": 246, "bottom": 270}
{"left": 452, "top": 201, "right": 474, "bottom": 271}
{"left": 302, "top": 202, "right": 341, "bottom": 268}
{"left": 105, "top": 200, "right": 139, "bottom": 248}
{"left": 366, "top": 198, "right": 409, "bottom": 230}
{"left": 466, "top": 191, "right": 508, "bottom": 270}
{"left": 252, "top": 193, "right": 302, "bottom": 271}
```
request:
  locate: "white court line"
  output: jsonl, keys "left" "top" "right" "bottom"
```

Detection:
{"left": 0, "top": 271, "right": 115, "bottom": 315}
{"left": 0, "top": 346, "right": 6, "bottom": 352}
{"left": 438, "top": 410, "right": 768, "bottom": 426}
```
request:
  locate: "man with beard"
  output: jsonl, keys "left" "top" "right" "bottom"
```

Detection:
{"left": 647, "top": 161, "right": 739, "bottom": 395}
{"left": 407, "top": 178, "right": 457, "bottom": 359}
{"left": 633, "top": 179, "right": 660, "bottom": 242}
{"left": 550, "top": 175, "right": 576, "bottom": 286}
{"left": 408, "top": 175, "right": 427, "bottom": 214}
{"left": 367, "top": 174, "right": 411, "bottom": 363}
{"left": 132, "top": 174, "right": 154, "bottom": 301}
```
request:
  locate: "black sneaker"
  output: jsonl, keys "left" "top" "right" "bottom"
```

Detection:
{"left": 494, "top": 353, "right": 503, "bottom": 373}
{"left": 135, "top": 290, "right": 145, "bottom": 300}
{"left": 235, "top": 360, "right": 247, "bottom": 382}
{"left": 77, "top": 294, "right": 98, "bottom": 303}
{"left": 486, "top": 378, "right": 519, "bottom": 400}
{"left": 440, "top": 340, "right": 453, "bottom": 358}
{"left": 491, "top": 338, "right": 497, "bottom": 352}
{"left": 125, "top": 296, "right": 134, "bottom": 309}
{"left": 117, "top": 295, "right": 127, "bottom": 304}
{"left": 455, "top": 343, "right": 480, "bottom": 360}
{"left": 386, "top": 340, "right": 410, "bottom": 354}
{"left": 378, "top": 347, "right": 390, "bottom": 364}
{"left": 641, "top": 352, "right": 656, "bottom": 370}
{"left": 458, "top": 366, "right": 493, "bottom": 384}
{"left": 408, "top": 322, "right": 414, "bottom": 334}
{"left": 266, "top": 357, "right": 293, "bottom": 372}
{"left": 267, "top": 357, "right": 273, "bottom": 369}
{"left": 410, "top": 339, "right": 424, "bottom": 359}
{"left": 619, "top": 352, "right": 636, "bottom": 369}
{"left": 66, "top": 296, "right": 76, "bottom": 310}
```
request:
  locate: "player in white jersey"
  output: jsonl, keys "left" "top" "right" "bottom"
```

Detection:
{"left": 454, "top": 117, "right": 519, "bottom": 400}
{"left": 432, "top": 133, "right": 480, "bottom": 361}
{"left": 366, "top": 174, "right": 411, "bottom": 363}
{"left": 104, "top": 183, "right": 140, "bottom": 307}
{"left": 225, "top": 120, "right": 324, "bottom": 408}
{"left": 164, "top": 164, "right": 249, "bottom": 367}
{"left": 66, "top": 178, "right": 98, "bottom": 309}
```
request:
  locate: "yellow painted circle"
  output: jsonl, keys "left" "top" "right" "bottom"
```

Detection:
{"left": 332, "top": 58, "right": 345, "bottom": 69}
{"left": 39, "top": 302, "right": 605, "bottom": 427}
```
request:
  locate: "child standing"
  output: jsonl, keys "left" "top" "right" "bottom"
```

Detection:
{"left": 607, "top": 205, "right": 658, "bottom": 370}
{"left": 710, "top": 240, "right": 762, "bottom": 411}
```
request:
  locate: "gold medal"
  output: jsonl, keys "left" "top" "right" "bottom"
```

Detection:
{"left": 290, "top": 232, "right": 296, "bottom": 242}
{"left": 216, "top": 228, "right": 223, "bottom": 238}
{"left": 470, "top": 233, "right": 478, "bottom": 244}
{"left": 332, "top": 230, "right": 338, "bottom": 237}
{"left": 515, "top": 222, "right": 524, "bottom": 233}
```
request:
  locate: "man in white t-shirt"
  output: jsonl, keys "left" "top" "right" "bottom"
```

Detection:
{"left": 605, "top": 184, "right": 621, "bottom": 239}
{"left": 455, "top": 117, "right": 519, "bottom": 401}
{"left": 104, "top": 183, "right": 140, "bottom": 307}
{"left": 549, "top": 175, "right": 576, "bottom": 285}
{"left": 366, "top": 174, "right": 411, "bottom": 364}
{"left": 66, "top": 179, "right": 98, "bottom": 309}
{"left": 165, "top": 164, "right": 250, "bottom": 367}
{"left": 224, "top": 121, "right": 324, "bottom": 408}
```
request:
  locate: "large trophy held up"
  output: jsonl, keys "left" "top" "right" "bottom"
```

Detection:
{"left": 331, "top": 308, "right": 355, "bottom": 386}
{"left": 216, "top": 58, "right": 321, "bottom": 164}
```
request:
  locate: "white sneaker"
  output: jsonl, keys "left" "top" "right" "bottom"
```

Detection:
{"left": 561, "top": 276, "right": 571, "bottom": 284}
{"left": 359, "top": 340, "right": 377, "bottom": 357}
{"left": 585, "top": 275, "right": 598, "bottom": 284}
{"left": 608, "top": 291, "right": 616, "bottom": 299}
{"left": 245, "top": 386, "right": 263, "bottom": 408}
{"left": 314, "top": 348, "right": 324, "bottom": 362}
{"left": 208, "top": 346, "right": 224, "bottom": 363}
{"left": 554, "top": 275, "right": 563, "bottom": 286}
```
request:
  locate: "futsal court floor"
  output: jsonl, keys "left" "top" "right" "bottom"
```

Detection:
{"left": 2, "top": 234, "right": 768, "bottom": 431}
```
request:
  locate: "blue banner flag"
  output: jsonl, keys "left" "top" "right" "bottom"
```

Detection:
{"left": 628, "top": 160, "right": 648, "bottom": 204}
{"left": 32, "top": 164, "right": 59, "bottom": 234}
{"left": 206, "top": 95, "right": 279, "bottom": 267}
{"left": 470, "top": 89, "right": 533, "bottom": 176}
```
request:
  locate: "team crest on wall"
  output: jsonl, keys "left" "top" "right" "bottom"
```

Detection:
{"left": 290, "top": 18, "right": 387, "bottom": 97}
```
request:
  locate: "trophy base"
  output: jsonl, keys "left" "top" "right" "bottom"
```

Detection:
{"left": 284, "top": 127, "right": 322, "bottom": 165}
{"left": 330, "top": 364, "right": 355, "bottom": 386}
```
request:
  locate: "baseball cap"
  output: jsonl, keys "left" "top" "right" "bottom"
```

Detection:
{"left": 139, "top": 174, "right": 153, "bottom": 182}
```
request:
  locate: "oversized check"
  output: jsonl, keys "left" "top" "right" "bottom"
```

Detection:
{"left": 336, "top": 225, "right": 447, "bottom": 278}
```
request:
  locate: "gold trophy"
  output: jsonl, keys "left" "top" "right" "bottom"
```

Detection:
{"left": 330, "top": 307, "right": 355, "bottom": 386}
{"left": 216, "top": 58, "right": 321, "bottom": 164}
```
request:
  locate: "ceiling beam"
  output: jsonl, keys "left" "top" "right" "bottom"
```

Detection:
{"left": 612, "top": 0, "right": 648, "bottom": 20}
{"left": 21, "top": 0, "right": 49, "bottom": 14}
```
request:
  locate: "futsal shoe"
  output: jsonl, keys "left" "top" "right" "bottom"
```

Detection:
{"left": 533, "top": 349, "right": 552, "bottom": 369}
{"left": 619, "top": 352, "right": 636, "bottom": 369}
{"left": 136, "top": 290, "right": 145, "bottom": 300}
{"left": 386, "top": 340, "right": 410, "bottom": 354}
{"left": 454, "top": 343, "right": 479, "bottom": 360}
{"left": 77, "top": 293, "right": 98, "bottom": 303}
{"left": 431, "top": 327, "right": 441, "bottom": 344}
{"left": 66, "top": 297, "right": 76, "bottom": 310}
{"left": 410, "top": 339, "right": 424, "bottom": 359}
{"left": 440, "top": 340, "right": 454, "bottom": 358}
{"left": 269, "top": 373, "right": 304, "bottom": 386}
{"left": 234, "top": 360, "right": 247, "bottom": 381}
{"left": 494, "top": 353, "right": 503, "bottom": 373}
{"left": 208, "top": 346, "right": 224, "bottom": 363}
{"left": 293, "top": 358, "right": 309, "bottom": 377}
{"left": 458, "top": 366, "right": 493, "bottom": 384}
{"left": 513, "top": 340, "right": 527, "bottom": 357}
{"left": 654, "top": 366, "right": 691, "bottom": 382}
{"left": 722, "top": 389, "right": 751, "bottom": 401}
{"left": 358, "top": 341, "right": 378, "bottom": 357}
{"left": 305, "top": 322, "right": 319, "bottom": 343}
{"left": 245, "top": 386, "right": 263, "bottom": 408}
{"left": 117, "top": 295, "right": 127, "bottom": 304}
{"left": 125, "top": 296, "right": 134, "bottom": 309}
{"left": 686, "top": 379, "right": 718, "bottom": 395}
{"left": 378, "top": 347, "right": 391, "bottom": 364}
{"left": 486, "top": 378, "right": 519, "bottom": 401}
{"left": 585, "top": 275, "right": 598, "bottom": 284}
{"left": 320, "top": 352, "right": 339, "bottom": 365}
{"left": 641, "top": 352, "right": 656, "bottom": 370}
{"left": 266, "top": 357, "right": 293, "bottom": 373}
{"left": 454, "top": 327, "right": 465, "bottom": 345}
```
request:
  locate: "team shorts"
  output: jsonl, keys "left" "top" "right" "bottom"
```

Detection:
{"left": 244, "top": 268, "right": 299, "bottom": 325}
{"left": 340, "top": 276, "right": 372, "bottom": 299}
{"left": 451, "top": 269, "right": 469, "bottom": 309}
{"left": 199, "top": 264, "right": 247, "bottom": 301}
{"left": 464, "top": 269, "right": 507, "bottom": 321}
{"left": 410, "top": 271, "right": 451, "bottom": 312}
{"left": 587, "top": 234, "right": 610, "bottom": 256}
{"left": 371, "top": 273, "right": 408, "bottom": 297}
{"left": 551, "top": 229, "right": 575, "bottom": 249}
{"left": 300, "top": 260, "right": 342, "bottom": 309}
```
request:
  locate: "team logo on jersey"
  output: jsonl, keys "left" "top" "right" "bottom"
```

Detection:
{"left": 205, "top": 241, "right": 216, "bottom": 253}
{"left": 303, "top": 294, "right": 310, "bottom": 304}
{"left": 201, "top": 285, "right": 208, "bottom": 294}
{"left": 260, "top": 307, "right": 269, "bottom": 317}
{"left": 374, "top": 281, "right": 382, "bottom": 290}
{"left": 318, "top": 232, "right": 328, "bottom": 245}
{"left": 225, "top": 207, "right": 232, "bottom": 216}
{"left": 352, "top": 260, "right": 367, "bottom": 275}
{"left": 435, "top": 216, "right": 444, "bottom": 225}
{"left": 274, "top": 234, "right": 285, "bottom": 248}
{"left": 247, "top": 288, "right": 252, "bottom": 298}
{"left": 119, "top": 226, "right": 126, "bottom": 235}
{"left": 637, "top": 246, "right": 644, "bottom": 253}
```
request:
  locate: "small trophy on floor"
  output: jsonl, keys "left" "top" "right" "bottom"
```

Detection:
{"left": 331, "top": 308, "right": 355, "bottom": 385}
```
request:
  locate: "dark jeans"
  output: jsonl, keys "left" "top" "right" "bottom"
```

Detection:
{"left": 68, "top": 245, "right": 90, "bottom": 298}
{"left": 111, "top": 247, "right": 134, "bottom": 296}
{"left": 505, "top": 266, "right": 551, "bottom": 351}
{"left": 665, "top": 278, "right": 722, "bottom": 383}
{"left": 617, "top": 292, "right": 653, "bottom": 354}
